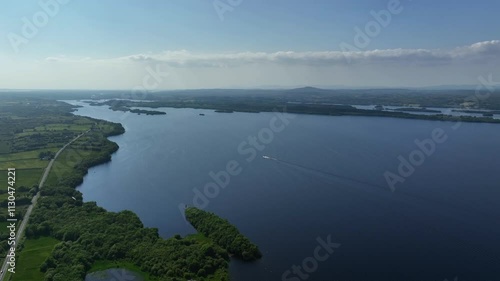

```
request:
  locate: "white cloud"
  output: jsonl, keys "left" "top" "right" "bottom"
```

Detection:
{"left": 2, "top": 41, "right": 499, "bottom": 89}
{"left": 42, "top": 40, "right": 500, "bottom": 68}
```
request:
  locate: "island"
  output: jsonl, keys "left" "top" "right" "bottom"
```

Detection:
{"left": 129, "top": 108, "right": 166, "bottom": 115}
{"left": 392, "top": 107, "right": 442, "bottom": 113}
{"left": 89, "top": 100, "right": 166, "bottom": 115}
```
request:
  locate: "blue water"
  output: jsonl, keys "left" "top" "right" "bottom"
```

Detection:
{"left": 85, "top": 269, "right": 143, "bottom": 281}
{"left": 67, "top": 101, "right": 500, "bottom": 281}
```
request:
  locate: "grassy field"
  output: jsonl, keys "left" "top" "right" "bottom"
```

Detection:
{"left": 0, "top": 149, "right": 58, "bottom": 200}
{"left": 0, "top": 99, "right": 97, "bottom": 262}
{"left": 0, "top": 159, "right": 48, "bottom": 170}
{"left": 0, "top": 99, "right": 128, "bottom": 279}
{"left": 44, "top": 146, "right": 96, "bottom": 187}
{"left": 16, "top": 124, "right": 92, "bottom": 138}
{"left": 0, "top": 148, "right": 59, "bottom": 162}
{"left": 0, "top": 168, "right": 43, "bottom": 191}
{"left": 11, "top": 237, "right": 60, "bottom": 281}
{"left": 0, "top": 168, "right": 44, "bottom": 203}
{"left": 27, "top": 124, "right": 91, "bottom": 132}
{"left": 185, "top": 232, "right": 213, "bottom": 244}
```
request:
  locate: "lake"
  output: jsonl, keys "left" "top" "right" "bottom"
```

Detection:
{"left": 66, "top": 101, "right": 500, "bottom": 281}
{"left": 85, "top": 269, "right": 143, "bottom": 281}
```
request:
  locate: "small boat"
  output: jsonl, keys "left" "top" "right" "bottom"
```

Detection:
{"left": 263, "top": 155, "right": 278, "bottom": 161}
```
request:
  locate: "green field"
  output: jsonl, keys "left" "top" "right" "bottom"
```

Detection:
{"left": 28, "top": 124, "right": 91, "bottom": 132}
{"left": 0, "top": 99, "right": 98, "bottom": 261}
{"left": 0, "top": 159, "right": 48, "bottom": 170}
{"left": 0, "top": 168, "right": 43, "bottom": 192}
{"left": 11, "top": 237, "right": 60, "bottom": 281}
{"left": 0, "top": 168, "right": 43, "bottom": 204}
{"left": 16, "top": 124, "right": 91, "bottom": 138}
{"left": 0, "top": 149, "right": 59, "bottom": 162}
{"left": 44, "top": 146, "right": 96, "bottom": 187}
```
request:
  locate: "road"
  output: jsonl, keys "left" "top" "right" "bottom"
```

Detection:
{"left": 0, "top": 130, "right": 90, "bottom": 280}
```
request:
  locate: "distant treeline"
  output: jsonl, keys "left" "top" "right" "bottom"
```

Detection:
{"left": 3, "top": 87, "right": 500, "bottom": 110}
{"left": 89, "top": 100, "right": 166, "bottom": 115}
{"left": 91, "top": 95, "right": 500, "bottom": 124}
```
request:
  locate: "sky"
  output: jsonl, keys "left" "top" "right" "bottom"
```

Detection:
{"left": 0, "top": 0, "right": 499, "bottom": 90}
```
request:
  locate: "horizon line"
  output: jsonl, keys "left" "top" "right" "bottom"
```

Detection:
{"left": 1, "top": 84, "right": 499, "bottom": 92}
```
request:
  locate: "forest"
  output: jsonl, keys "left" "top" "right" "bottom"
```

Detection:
{"left": 186, "top": 207, "right": 262, "bottom": 261}
{"left": 0, "top": 97, "right": 258, "bottom": 281}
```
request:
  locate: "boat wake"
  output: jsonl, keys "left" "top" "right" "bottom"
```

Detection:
{"left": 262, "top": 155, "right": 278, "bottom": 161}
{"left": 262, "top": 155, "right": 387, "bottom": 191}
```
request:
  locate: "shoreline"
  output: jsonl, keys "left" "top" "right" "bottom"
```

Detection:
{"left": 88, "top": 100, "right": 500, "bottom": 124}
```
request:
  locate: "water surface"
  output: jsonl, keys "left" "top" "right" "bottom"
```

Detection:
{"left": 67, "top": 101, "right": 500, "bottom": 281}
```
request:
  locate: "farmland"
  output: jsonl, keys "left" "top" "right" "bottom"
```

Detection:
{"left": 0, "top": 98, "right": 124, "bottom": 278}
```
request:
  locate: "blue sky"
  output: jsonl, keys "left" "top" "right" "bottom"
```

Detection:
{"left": 1, "top": 0, "right": 499, "bottom": 89}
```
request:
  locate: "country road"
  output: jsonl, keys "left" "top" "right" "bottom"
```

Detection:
{"left": 0, "top": 130, "right": 90, "bottom": 280}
